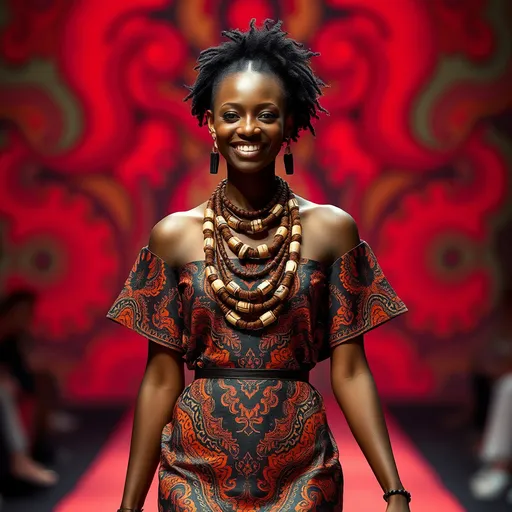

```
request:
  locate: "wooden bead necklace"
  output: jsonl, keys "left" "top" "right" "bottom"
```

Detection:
{"left": 215, "top": 191, "right": 290, "bottom": 261}
{"left": 203, "top": 177, "right": 302, "bottom": 330}
{"left": 214, "top": 216, "right": 291, "bottom": 280}
{"left": 219, "top": 180, "right": 288, "bottom": 235}
{"left": 219, "top": 177, "right": 284, "bottom": 220}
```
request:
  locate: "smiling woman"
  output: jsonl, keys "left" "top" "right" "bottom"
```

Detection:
{"left": 107, "top": 18, "right": 410, "bottom": 512}
{"left": 185, "top": 22, "right": 326, "bottom": 180}
{"left": 211, "top": 73, "right": 287, "bottom": 169}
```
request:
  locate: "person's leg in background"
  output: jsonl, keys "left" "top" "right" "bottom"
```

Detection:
{"left": 0, "top": 384, "right": 58, "bottom": 487}
{"left": 470, "top": 373, "right": 512, "bottom": 501}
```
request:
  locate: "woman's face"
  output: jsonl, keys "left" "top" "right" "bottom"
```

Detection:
{"left": 207, "top": 68, "right": 291, "bottom": 174}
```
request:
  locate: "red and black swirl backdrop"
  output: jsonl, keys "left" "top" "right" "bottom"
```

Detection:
{"left": 0, "top": 1, "right": 511, "bottom": 402}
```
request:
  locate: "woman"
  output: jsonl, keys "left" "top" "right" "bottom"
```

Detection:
{"left": 108, "top": 19, "right": 411, "bottom": 512}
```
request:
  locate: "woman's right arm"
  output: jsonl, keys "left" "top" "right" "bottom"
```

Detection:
{"left": 119, "top": 341, "right": 185, "bottom": 510}
{"left": 116, "top": 215, "right": 191, "bottom": 510}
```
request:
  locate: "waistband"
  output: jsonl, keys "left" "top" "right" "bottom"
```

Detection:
{"left": 194, "top": 368, "right": 310, "bottom": 382}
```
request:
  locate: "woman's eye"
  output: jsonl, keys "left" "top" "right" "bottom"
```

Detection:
{"left": 222, "top": 112, "right": 239, "bottom": 121}
{"left": 222, "top": 111, "right": 277, "bottom": 122}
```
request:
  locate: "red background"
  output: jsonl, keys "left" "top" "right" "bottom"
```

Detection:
{"left": 0, "top": 0, "right": 511, "bottom": 402}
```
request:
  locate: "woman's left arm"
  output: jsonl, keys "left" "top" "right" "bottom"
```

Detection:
{"left": 331, "top": 337, "right": 410, "bottom": 511}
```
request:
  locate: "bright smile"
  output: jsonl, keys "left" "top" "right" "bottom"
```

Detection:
{"left": 231, "top": 143, "right": 264, "bottom": 159}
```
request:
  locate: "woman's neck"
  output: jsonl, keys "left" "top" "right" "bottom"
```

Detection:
{"left": 225, "top": 162, "right": 279, "bottom": 212}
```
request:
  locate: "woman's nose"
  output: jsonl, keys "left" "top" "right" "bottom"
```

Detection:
{"left": 238, "top": 117, "right": 261, "bottom": 136}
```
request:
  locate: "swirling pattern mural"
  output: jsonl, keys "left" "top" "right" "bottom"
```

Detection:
{"left": 0, "top": 0, "right": 510, "bottom": 400}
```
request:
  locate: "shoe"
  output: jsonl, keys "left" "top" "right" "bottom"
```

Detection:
{"left": 15, "top": 467, "right": 58, "bottom": 488}
{"left": 469, "top": 467, "right": 511, "bottom": 500}
{"left": 11, "top": 454, "right": 59, "bottom": 488}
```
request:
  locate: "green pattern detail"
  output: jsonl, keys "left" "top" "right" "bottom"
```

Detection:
{"left": 0, "top": 58, "right": 83, "bottom": 153}
{"left": 413, "top": 0, "right": 512, "bottom": 149}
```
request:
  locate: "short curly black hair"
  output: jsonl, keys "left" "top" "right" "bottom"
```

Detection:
{"left": 184, "top": 19, "right": 327, "bottom": 141}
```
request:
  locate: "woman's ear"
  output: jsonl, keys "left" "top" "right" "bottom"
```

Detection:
{"left": 284, "top": 114, "right": 294, "bottom": 140}
{"left": 206, "top": 110, "right": 215, "bottom": 136}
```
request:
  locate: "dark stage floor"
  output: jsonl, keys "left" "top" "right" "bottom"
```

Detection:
{"left": 1, "top": 404, "right": 510, "bottom": 511}
{"left": 0, "top": 406, "right": 125, "bottom": 512}
{"left": 389, "top": 403, "right": 511, "bottom": 512}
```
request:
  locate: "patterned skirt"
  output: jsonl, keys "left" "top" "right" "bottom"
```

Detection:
{"left": 158, "top": 377, "right": 343, "bottom": 511}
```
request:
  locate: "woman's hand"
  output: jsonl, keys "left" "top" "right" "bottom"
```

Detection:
{"left": 386, "top": 495, "right": 411, "bottom": 512}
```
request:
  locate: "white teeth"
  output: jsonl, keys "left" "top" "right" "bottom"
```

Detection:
{"left": 236, "top": 145, "right": 260, "bottom": 152}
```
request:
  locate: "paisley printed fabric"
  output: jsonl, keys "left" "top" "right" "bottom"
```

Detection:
{"left": 107, "top": 240, "right": 407, "bottom": 511}
{"left": 159, "top": 378, "right": 343, "bottom": 511}
{"left": 325, "top": 241, "right": 409, "bottom": 349}
{"left": 106, "top": 247, "right": 183, "bottom": 353}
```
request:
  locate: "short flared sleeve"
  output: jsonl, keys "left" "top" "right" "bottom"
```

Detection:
{"left": 326, "top": 241, "right": 407, "bottom": 349}
{"left": 106, "top": 247, "right": 184, "bottom": 353}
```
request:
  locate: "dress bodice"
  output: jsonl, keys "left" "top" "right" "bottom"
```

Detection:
{"left": 107, "top": 242, "right": 407, "bottom": 370}
{"left": 176, "top": 258, "right": 329, "bottom": 370}
{"left": 107, "top": 240, "right": 407, "bottom": 370}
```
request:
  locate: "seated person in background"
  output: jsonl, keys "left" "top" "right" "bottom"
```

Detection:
{"left": 0, "top": 372, "right": 58, "bottom": 486}
{"left": 0, "top": 290, "right": 74, "bottom": 464}
{"left": 470, "top": 288, "right": 512, "bottom": 502}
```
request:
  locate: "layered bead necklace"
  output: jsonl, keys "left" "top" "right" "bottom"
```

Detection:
{"left": 203, "top": 177, "right": 302, "bottom": 330}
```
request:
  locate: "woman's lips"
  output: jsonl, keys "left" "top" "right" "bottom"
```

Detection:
{"left": 231, "top": 143, "right": 264, "bottom": 159}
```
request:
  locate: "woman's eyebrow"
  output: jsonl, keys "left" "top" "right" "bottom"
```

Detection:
{"left": 220, "top": 102, "right": 279, "bottom": 109}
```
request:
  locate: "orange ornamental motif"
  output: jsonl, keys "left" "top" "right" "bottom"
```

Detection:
{"left": 328, "top": 242, "right": 408, "bottom": 347}
{"left": 107, "top": 241, "right": 406, "bottom": 510}
{"left": 107, "top": 247, "right": 184, "bottom": 352}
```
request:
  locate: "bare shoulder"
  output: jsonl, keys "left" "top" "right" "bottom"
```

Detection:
{"left": 296, "top": 195, "right": 360, "bottom": 263}
{"left": 148, "top": 202, "right": 206, "bottom": 267}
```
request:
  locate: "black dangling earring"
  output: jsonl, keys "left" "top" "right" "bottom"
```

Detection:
{"left": 210, "top": 138, "right": 219, "bottom": 175}
{"left": 284, "top": 139, "right": 294, "bottom": 175}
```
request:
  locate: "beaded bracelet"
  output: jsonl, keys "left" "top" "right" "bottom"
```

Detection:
{"left": 383, "top": 489, "right": 412, "bottom": 503}
{"left": 117, "top": 508, "right": 143, "bottom": 512}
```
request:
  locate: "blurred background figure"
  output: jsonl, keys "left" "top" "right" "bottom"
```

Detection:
{"left": 0, "top": 291, "right": 67, "bottom": 491}
{"left": 470, "top": 289, "right": 512, "bottom": 502}
{"left": 0, "top": 379, "right": 58, "bottom": 487}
